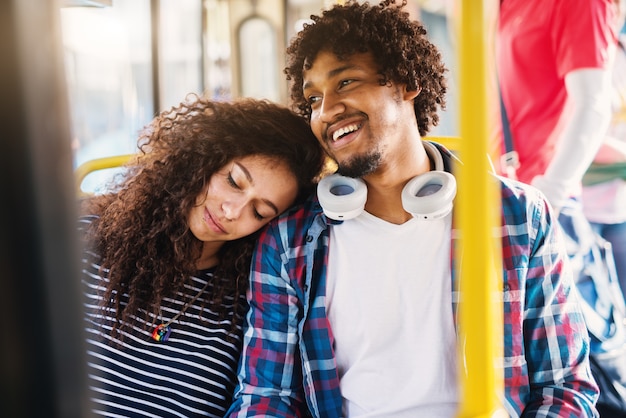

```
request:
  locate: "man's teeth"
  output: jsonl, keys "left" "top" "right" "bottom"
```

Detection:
{"left": 332, "top": 124, "right": 359, "bottom": 141}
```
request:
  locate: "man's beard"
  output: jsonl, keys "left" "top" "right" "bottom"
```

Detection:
{"left": 336, "top": 151, "right": 382, "bottom": 178}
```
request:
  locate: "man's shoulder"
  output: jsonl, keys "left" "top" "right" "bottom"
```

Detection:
{"left": 265, "top": 193, "right": 326, "bottom": 235}
{"left": 496, "top": 174, "right": 551, "bottom": 221}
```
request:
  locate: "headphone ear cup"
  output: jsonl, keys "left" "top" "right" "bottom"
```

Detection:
{"left": 401, "top": 171, "right": 457, "bottom": 220}
{"left": 317, "top": 174, "right": 368, "bottom": 220}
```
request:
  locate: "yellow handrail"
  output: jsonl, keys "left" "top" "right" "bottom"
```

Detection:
{"left": 425, "top": 136, "right": 462, "bottom": 153}
{"left": 75, "top": 154, "right": 135, "bottom": 196}
{"left": 456, "top": 0, "right": 505, "bottom": 417}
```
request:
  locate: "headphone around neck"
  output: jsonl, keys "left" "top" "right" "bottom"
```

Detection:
{"left": 317, "top": 141, "right": 457, "bottom": 221}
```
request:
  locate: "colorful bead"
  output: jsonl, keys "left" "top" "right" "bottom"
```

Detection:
{"left": 152, "top": 324, "right": 171, "bottom": 342}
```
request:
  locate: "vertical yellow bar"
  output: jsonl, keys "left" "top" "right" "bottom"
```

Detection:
{"left": 455, "top": 0, "right": 505, "bottom": 417}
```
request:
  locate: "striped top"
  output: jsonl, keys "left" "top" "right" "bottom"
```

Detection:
{"left": 80, "top": 216, "right": 245, "bottom": 418}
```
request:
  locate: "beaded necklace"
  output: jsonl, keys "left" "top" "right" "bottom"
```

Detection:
{"left": 151, "top": 279, "right": 211, "bottom": 342}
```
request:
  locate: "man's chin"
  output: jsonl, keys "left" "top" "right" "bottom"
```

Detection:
{"left": 337, "top": 153, "right": 380, "bottom": 178}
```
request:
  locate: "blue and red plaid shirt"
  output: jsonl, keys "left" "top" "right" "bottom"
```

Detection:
{"left": 228, "top": 146, "right": 598, "bottom": 418}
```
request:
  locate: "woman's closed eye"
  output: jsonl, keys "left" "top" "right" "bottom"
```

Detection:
{"left": 252, "top": 207, "right": 265, "bottom": 221}
{"left": 227, "top": 172, "right": 240, "bottom": 189}
{"left": 228, "top": 172, "right": 271, "bottom": 221}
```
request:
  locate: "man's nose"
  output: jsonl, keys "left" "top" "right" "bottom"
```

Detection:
{"left": 318, "top": 92, "right": 345, "bottom": 124}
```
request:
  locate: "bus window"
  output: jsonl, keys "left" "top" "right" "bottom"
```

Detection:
{"left": 60, "top": 1, "right": 152, "bottom": 193}
{"left": 60, "top": 0, "right": 205, "bottom": 194}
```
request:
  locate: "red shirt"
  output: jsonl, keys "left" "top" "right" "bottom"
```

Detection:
{"left": 497, "top": 0, "right": 617, "bottom": 183}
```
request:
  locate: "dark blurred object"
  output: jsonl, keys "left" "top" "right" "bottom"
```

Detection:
{"left": 0, "top": 0, "right": 89, "bottom": 417}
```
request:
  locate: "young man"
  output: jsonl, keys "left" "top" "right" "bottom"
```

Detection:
{"left": 228, "top": 1, "right": 599, "bottom": 417}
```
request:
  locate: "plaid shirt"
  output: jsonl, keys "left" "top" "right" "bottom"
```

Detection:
{"left": 228, "top": 147, "right": 599, "bottom": 418}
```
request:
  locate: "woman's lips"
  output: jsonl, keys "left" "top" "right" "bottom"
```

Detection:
{"left": 204, "top": 208, "right": 227, "bottom": 234}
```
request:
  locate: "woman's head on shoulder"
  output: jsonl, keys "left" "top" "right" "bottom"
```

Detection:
{"left": 81, "top": 94, "right": 325, "bottom": 330}
{"left": 144, "top": 95, "right": 324, "bottom": 198}
{"left": 83, "top": 94, "right": 326, "bottom": 271}
{"left": 135, "top": 94, "right": 325, "bottom": 212}
{"left": 86, "top": 94, "right": 325, "bottom": 232}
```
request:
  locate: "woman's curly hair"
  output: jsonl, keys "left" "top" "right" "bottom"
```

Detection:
{"left": 285, "top": 0, "right": 447, "bottom": 137}
{"left": 81, "top": 95, "right": 325, "bottom": 337}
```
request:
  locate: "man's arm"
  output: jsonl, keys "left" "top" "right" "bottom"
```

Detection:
{"left": 227, "top": 225, "right": 307, "bottom": 417}
{"left": 521, "top": 193, "right": 599, "bottom": 416}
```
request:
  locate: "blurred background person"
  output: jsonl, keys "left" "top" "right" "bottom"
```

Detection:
{"left": 496, "top": 0, "right": 620, "bottom": 211}
{"left": 582, "top": 17, "right": 626, "bottom": 296}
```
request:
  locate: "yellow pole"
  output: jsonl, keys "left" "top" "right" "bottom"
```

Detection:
{"left": 75, "top": 154, "right": 136, "bottom": 196}
{"left": 455, "top": 0, "right": 505, "bottom": 417}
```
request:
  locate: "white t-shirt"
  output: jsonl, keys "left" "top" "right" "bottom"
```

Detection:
{"left": 326, "top": 211, "right": 459, "bottom": 417}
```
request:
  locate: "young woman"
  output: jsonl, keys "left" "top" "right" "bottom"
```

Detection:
{"left": 79, "top": 95, "right": 325, "bottom": 417}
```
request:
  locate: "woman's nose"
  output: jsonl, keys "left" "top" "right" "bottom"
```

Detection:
{"left": 222, "top": 199, "right": 245, "bottom": 221}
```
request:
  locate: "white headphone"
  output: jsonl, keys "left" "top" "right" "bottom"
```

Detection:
{"left": 317, "top": 141, "right": 457, "bottom": 221}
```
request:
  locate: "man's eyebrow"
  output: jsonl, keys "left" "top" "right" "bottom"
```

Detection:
{"left": 234, "top": 161, "right": 280, "bottom": 214}
{"left": 303, "top": 63, "right": 359, "bottom": 90}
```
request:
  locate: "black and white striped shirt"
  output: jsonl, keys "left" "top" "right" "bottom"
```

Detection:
{"left": 80, "top": 218, "right": 245, "bottom": 418}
